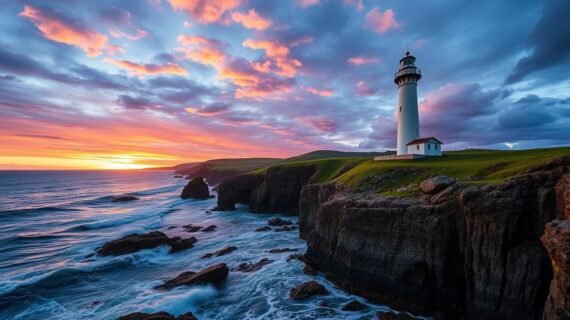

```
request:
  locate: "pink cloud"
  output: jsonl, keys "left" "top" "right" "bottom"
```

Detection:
{"left": 231, "top": 9, "right": 272, "bottom": 30}
{"left": 168, "top": 0, "right": 243, "bottom": 24}
{"left": 290, "top": 35, "right": 315, "bottom": 47}
{"left": 305, "top": 87, "right": 334, "bottom": 97}
{"left": 363, "top": 7, "right": 400, "bottom": 34}
{"left": 343, "top": 0, "right": 364, "bottom": 11}
{"left": 19, "top": 5, "right": 113, "bottom": 57}
{"left": 109, "top": 27, "right": 148, "bottom": 41}
{"left": 297, "top": 0, "right": 320, "bottom": 8}
{"left": 355, "top": 80, "right": 377, "bottom": 96}
{"left": 299, "top": 116, "right": 339, "bottom": 133}
{"left": 176, "top": 35, "right": 226, "bottom": 68}
{"left": 185, "top": 103, "right": 230, "bottom": 116}
{"left": 103, "top": 58, "right": 188, "bottom": 77}
{"left": 347, "top": 56, "right": 379, "bottom": 65}
{"left": 242, "top": 39, "right": 302, "bottom": 77}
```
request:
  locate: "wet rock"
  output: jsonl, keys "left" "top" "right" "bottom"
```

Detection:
{"left": 202, "top": 246, "right": 237, "bottom": 258}
{"left": 169, "top": 237, "right": 197, "bottom": 253}
{"left": 112, "top": 195, "right": 139, "bottom": 202}
{"left": 156, "top": 263, "right": 229, "bottom": 290}
{"left": 267, "top": 248, "right": 298, "bottom": 253}
{"left": 303, "top": 264, "right": 317, "bottom": 276}
{"left": 376, "top": 311, "right": 415, "bottom": 320}
{"left": 117, "top": 311, "right": 197, "bottom": 320}
{"left": 232, "top": 258, "right": 272, "bottom": 272}
{"left": 205, "top": 210, "right": 212, "bottom": 213}
{"left": 287, "top": 253, "right": 305, "bottom": 262}
{"left": 341, "top": 300, "right": 366, "bottom": 311}
{"left": 274, "top": 225, "right": 297, "bottom": 232}
{"left": 180, "top": 176, "right": 210, "bottom": 200}
{"left": 541, "top": 220, "right": 570, "bottom": 320}
{"left": 289, "top": 281, "right": 329, "bottom": 300}
{"left": 174, "top": 175, "right": 183, "bottom": 178}
{"left": 215, "top": 174, "right": 264, "bottom": 211}
{"left": 202, "top": 225, "right": 217, "bottom": 232}
{"left": 255, "top": 226, "right": 271, "bottom": 232}
{"left": 267, "top": 217, "right": 293, "bottom": 226}
{"left": 183, "top": 224, "right": 203, "bottom": 232}
{"left": 167, "top": 226, "right": 177, "bottom": 230}
{"left": 419, "top": 175, "right": 455, "bottom": 194}
{"left": 97, "top": 231, "right": 192, "bottom": 256}
{"left": 318, "top": 301, "right": 330, "bottom": 308}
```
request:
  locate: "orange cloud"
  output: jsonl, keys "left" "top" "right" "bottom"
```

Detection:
{"left": 231, "top": 9, "right": 272, "bottom": 30}
{"left": 242, "top": 39, "right": 302, "bottom": 77}
{"left": 363, "top": 7, "right": 400, "bottom": 34}
{"left": 347, "top": 56, "right": 379, "bottom": 65}
{"left": 168, "top": 0, "right": 242, "bottom": 23}
{"left": 103, "top": 58, "right": 188, "bottom": 77}
{"left": 176, "top": 35, "right": 226, "bottom": 68}
{"left": 20, "top": 5, "right": 113, "bottom": 57}
{"left": 220, "top": 60, "right": 295, "bottom": 99}
{"left": 305, "top": 87, "right": 334, "bottom": 97}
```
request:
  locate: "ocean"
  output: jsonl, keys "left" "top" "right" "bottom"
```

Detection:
{"left": 0, "top": 170, "right": 399, "bottom": 319}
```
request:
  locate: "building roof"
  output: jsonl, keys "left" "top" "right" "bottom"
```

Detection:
{"left": 406, "top": 137, "right": 443, "bottom": 145}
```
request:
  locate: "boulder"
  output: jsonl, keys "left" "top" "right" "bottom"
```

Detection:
{"left": 183, "top": 224, "right": 203, "bottom": 232}
{"left": 541, "top": 220, "right": 570, "bottom": 320}
{"left": 267, "top": 248, "right": 298, "bottom": 253}
{"left": 289, "top": 281, "right": 329, "bottom": 300}
{"left": 232, "top": 258, "right": 272, "bottom": 272}
{"left": 419, "top": 176, "right": 455, "bottom": 194}
{"left": 274, "top": 225, "right": 297, "bottom": 232}
{"left": 97, "top": 232, "right": 196, "bottom": 256}
{"left": 156, "top": 263, "right": 229, "bottom": 290}
{"left": 202, "top": 225, "right": 217, "bottom": 232}
{"left": 255, "top": 226, "right": 271, "bottom": 232}
{"left": 303, "top": 264, "right": 317, "bottom": 276}
{"left": 341, "top": 300, "right": 366, "bottom": 311}
{"left": 202, "top": 246, "right": 237, "bottom": 258}
{"left": 180, "top": 177, "right": 210, "bottom": 200}
{"left": 267, "top": 217, "right": 293, "bottom": 226}
{"left": 117, "top": 311, "right": 197, "bottom": 320}
{"left": 112, "top": 195, "right": 139, "bottom": 202}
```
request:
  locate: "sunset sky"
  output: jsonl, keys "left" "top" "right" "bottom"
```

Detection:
{"left": 1, "top": 0, "right": 569, "bottom": 169}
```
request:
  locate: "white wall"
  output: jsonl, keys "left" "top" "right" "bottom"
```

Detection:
{"left": 407, "top": 142, "right": 442, "bottom": 156}
{"left": 396, "top": 82, "right": 420, "bottom": 155}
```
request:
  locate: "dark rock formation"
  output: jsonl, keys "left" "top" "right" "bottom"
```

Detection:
{"left": 274, "top": 225, "right": 297, "bottom": 232}
{"left": 419, "top": 175, "right": 455, "bottom": 194}
{"left": 118, "top": 311, "right": 197, "bottom": 320}
{"left": 202, "top": 225, "right": 217, "bottom": 232}
{"left": 156, "top": 263, "right": 229, "bottom": 290}
{"left": 300, "top": 162, "right": 570, "bottom": 319}
{"left": 215, "top": 174, "right": 264, "bottom": 210}
{"left": 267, "top": 248, "right": 298, "bottom": 253}
{"left": 555, "top": 174, "right": 570, "bottom": 220}
{"left": 202, "top": 246, "right": 237, "bottom": 258}
{"left": 303, "top": 264, "right": 317, "bottom": 276}
{"left": 341, "top": 300, "right": 366, "bottom": 311}
{"left": 267, "top": 217, "right": 293, "bottom": 226}
{"left": 289, "top": 281, "right": 329, "bottom": 300}
{"left": 112, "top": 195, "right": 139, "bottom": 202}
{"left": 183, "top": 224, "right": 203, "bottom": 232}
{"left": 232, "top": 258, "right": 273, "bottom": 272}
{"left": 97, "top": 232, "right": 196, "bottom": 256}
{"left": 376, "top": 311, "right": 415, "bottom": 320}
{"left": 541, "top": 220, "right": 570, "bottom": 320}
{"left": 180, "top": 177, "right": 210, "bottom": 200}
{"left": 216, "top": 165, "right": 316, "bottom": 214}
{"left": 255, "top": 226, "right": 271, "bottom": 232}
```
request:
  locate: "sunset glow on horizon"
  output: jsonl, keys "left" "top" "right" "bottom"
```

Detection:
{"left": 1, "top": 0, "right": 569, "bottom": 169}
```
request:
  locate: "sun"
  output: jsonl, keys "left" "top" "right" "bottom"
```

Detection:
{"left": 99, "top": 156, "right": 153, "bottom": 170}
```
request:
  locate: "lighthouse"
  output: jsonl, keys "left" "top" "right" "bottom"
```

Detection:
{"left": 395, "top": 51, "right": 422, "bottom": 155}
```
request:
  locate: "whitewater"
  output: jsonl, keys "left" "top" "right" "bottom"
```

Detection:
{"left": 0, "top": 170, "right": 404, "bottom": 319}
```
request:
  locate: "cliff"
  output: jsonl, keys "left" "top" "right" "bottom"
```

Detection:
{"left": 300, "top": 162, "right": 570, "bottom": 319}
{"left": 541, "top": 220, "right": 570, "bottom": 320}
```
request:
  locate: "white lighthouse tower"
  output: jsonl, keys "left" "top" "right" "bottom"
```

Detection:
{"left": 395, "top": 51, "right": 422, "bottom": 155}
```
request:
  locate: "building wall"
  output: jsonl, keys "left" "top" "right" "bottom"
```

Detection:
{"left": 407, "top": 142, "right": 442, "bottom": 156}
{"left": 396, "top": 83, "right": 420, "bottom": 155}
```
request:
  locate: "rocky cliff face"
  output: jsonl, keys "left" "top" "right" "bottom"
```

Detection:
{"left": 541, "top": 220, "right": 570, "bottom": 320}
{"left": 216, "top": 165, "right": 316, "bottom": 214}
{"left": 300, "top": 164, "right": 570, "bottom": 319}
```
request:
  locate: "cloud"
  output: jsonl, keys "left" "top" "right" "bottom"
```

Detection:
{"left": 505, "top": 1, "right": 570, "bottom": 84}
{"left": 298, "top": 116, "right": 338, "bottom": 132}
{"left": 297, "top": 0, "right": 320, "bottom": 8}
{"left": 355, "top": 80, "right": 377, "bottom": 96}
{"left": 342, "top": 0, "right": 364, "bottom": 12}
{"left": 103, "top": 58, "right": 188, "bottom": 76}
{"left": 185, "top": 102, "right": 230, "bottom": 116}
{"left": 290, "top": 35, "right": 315, "bottom": 47}
{"left": 176, "top": 35, "right": 227, "bottom": 68}
{"left": 347, "top": 56, "right": 379, "bottom": 65}
{"left": 363, "top": 7, "right": 400, "bottom": 34}
{"left": 231, "top": 9, "right": 272, "bottom": 30}
{"left": 168, "top": 0, "right": 242, "bottom": 23}
{"left": 498, "top": 95, "right": 557, "bottom": 129}
{"left": 242, "top": 39, "right": 302, "bottom": 77}
{"left": 19, "top": 5, "right": 114, "bottom": 57}
{"left": 305, "top": 87, "right": 333, "bottom": 97}
{"left": 117, "top": 95, "right": 155, "bottom": 110}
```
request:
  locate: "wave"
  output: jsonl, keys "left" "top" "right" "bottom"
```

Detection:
{"left": 129, "top": 184, "right": 180, "bottom": 197}
{"left": 68, "top": 207, "right": 178, "bottom": 231}
{"left": 0, "top": 206, "right": 79, "bottom": 217}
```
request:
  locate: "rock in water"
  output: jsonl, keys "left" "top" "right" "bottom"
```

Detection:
{"left": 255, "top": 226, "right": 271, "bottom": 232}
{"left": 183, "top": 224, "right": 203, "bottom": 232}
{"left": 117, "top": 311, "right": 197, "bottom": 320}
{"left": 274, "top": 225, "right": 297, "bottom": 232}
{"left": 202, "top": 246, "right": 237, "bottom": 258}
{"left": 97, "top": 232, "right": 196, "bottom": 256}
{"left": 541, "top": 220, "right": 570, "bottom": 320}
{"left": 376, "top": 311, "right": 415, "bottom": 320}
{"left": 289, "top": 281, "right": 329, "bottom": 300}
{"left": 169, "top": 237, "right": 197, "bottom": 253}
{"left": 232, "top": 258, "right": 272, "bottom": 272}
{"left": 267, "top": 248, "right": 298, "bottom": 253}
{"left": 156, "top": 263, "right": 229, "bottom": 290}
{"left": 341, "top": 300, "right": 366, "bottom": 311}
{"left": 267, "top": 217, "right": 293, "bottom": 226}
{"left": 112, "top": 195, "right": 139, "bottom": 202}
{"left": 180, "top": 177, "right": 210, "bottom": 200}
{"left": 202, "top": 225, "right": 217, "bottom": 232}
{"left": 303, "top": 264, "right": 317, "bottom": 276}
{"left": 419, "top": 175, "right": 455, "bottom": 194}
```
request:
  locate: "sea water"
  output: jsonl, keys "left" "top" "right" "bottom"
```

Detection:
{"left": 0, "top": 170, "right": 411, "bottom": 320}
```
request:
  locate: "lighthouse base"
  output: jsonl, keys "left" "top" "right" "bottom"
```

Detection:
{"left": 374, "top": 154, "right": 429, "bottom": 161}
